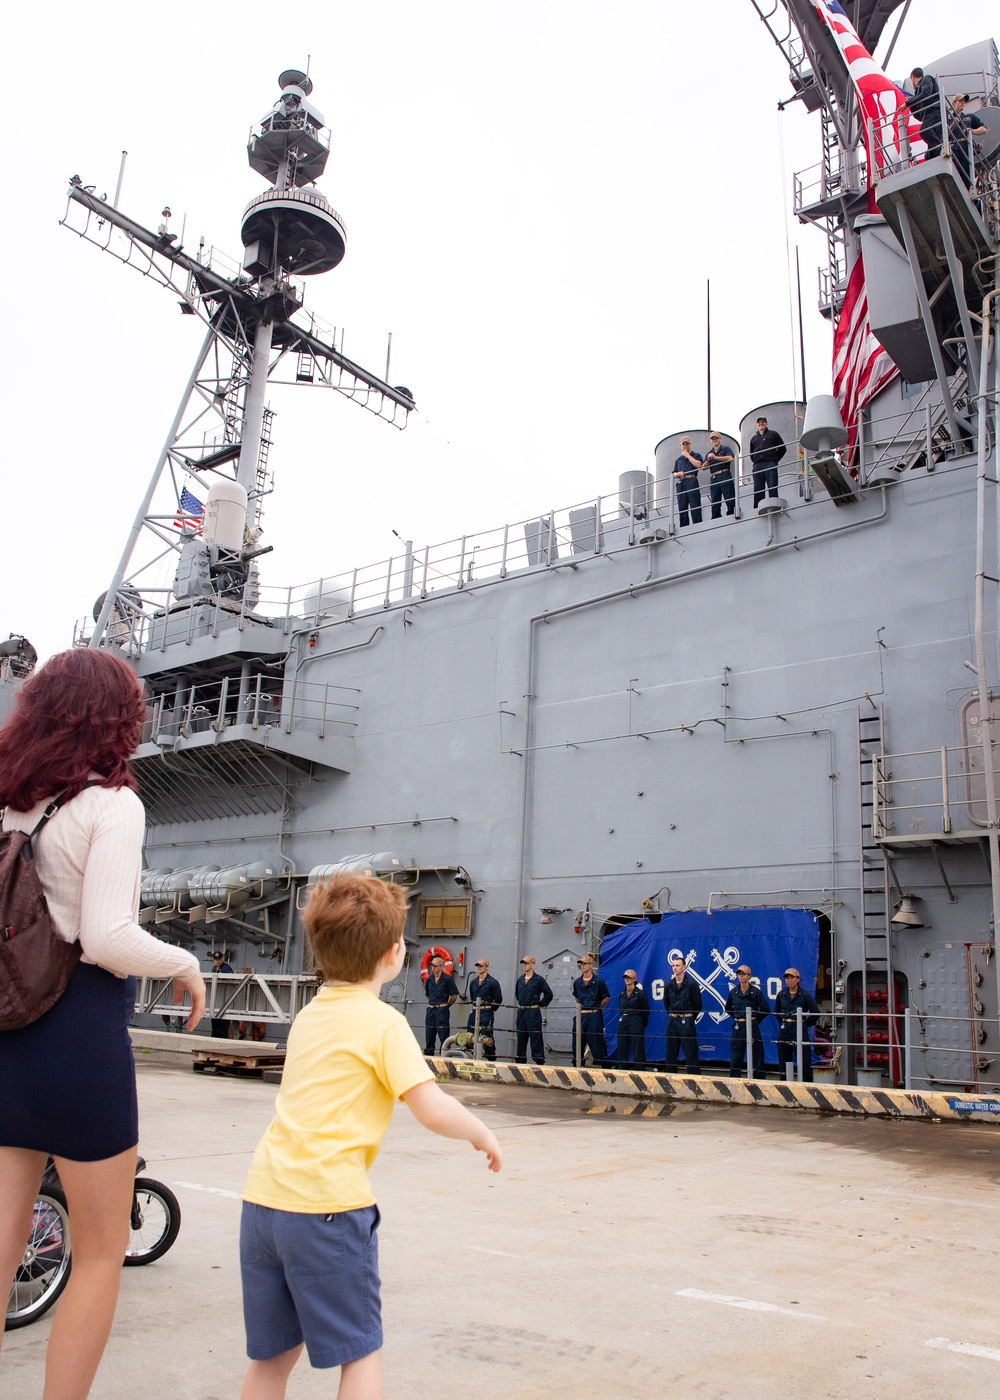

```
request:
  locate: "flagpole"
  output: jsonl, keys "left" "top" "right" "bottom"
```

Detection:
{"left": 796, "top": 247, "right": 807, "bottom": 403}
{"left": 706, "top": 279, "right": 712, "bottom": 431}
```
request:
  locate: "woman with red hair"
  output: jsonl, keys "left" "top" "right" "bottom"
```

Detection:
{"left": 0, "top": 648, "right": 205, "bottom": 1394}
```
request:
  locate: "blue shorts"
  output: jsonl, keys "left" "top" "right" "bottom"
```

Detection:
{"left": 240, "top": 1202, "right": 382, "bottom": 1368}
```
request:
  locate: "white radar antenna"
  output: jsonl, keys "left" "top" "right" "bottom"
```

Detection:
{"left": 61, "top": 67, "right": 415, "bottom": 651}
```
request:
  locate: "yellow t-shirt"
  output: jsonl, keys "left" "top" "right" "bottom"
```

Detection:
{"left": 243, "top": 985, "right": 434, "bottom": 1213}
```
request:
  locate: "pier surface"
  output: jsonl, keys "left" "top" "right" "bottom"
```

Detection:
{"left": 5, "top": 1064, "right": 1000, "bottom": 1398}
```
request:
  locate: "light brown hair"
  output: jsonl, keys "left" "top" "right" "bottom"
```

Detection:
{"left": 303, "top": 874, "right": 408, "bottom": 982}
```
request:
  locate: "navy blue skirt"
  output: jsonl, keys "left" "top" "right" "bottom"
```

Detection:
{"left": 0, "top": 961, "right": 138, "bottom": 1161}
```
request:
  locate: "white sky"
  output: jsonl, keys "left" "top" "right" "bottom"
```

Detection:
{"left": 2, "top": 3, "right": 991, "bottom": 661}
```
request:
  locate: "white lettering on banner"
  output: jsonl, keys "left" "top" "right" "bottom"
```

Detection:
{"left": 651, "top": 978, "right": 665, "bottom": 1001}
{"left": 767, "top": 977, "right": 782, "bottom": 999}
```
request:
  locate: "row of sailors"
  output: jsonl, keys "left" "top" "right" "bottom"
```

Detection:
{"left": 424, "top": 952, "right": 819, "bottom": 1080}
{"left": 672, "top": 417, "right": 788, "bottom": 525}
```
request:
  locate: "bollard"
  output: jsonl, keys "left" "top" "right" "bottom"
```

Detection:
{"left": 796, "top": 1007, "right": 804, "bottom": 1083}
{"left": 745, "top": 1013, "right": 754, "bottom": 1080}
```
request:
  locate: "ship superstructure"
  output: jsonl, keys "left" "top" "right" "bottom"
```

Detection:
{"left": 44, "top": 14, "right": 1000, "bottom": 1090}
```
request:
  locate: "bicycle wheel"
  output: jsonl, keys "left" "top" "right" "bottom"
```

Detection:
{"left": 123, "top": 1179, "right": 181, "bottom": 1265}
{"left": 5, "top": 1189, "right": 72, "bottom": 1330}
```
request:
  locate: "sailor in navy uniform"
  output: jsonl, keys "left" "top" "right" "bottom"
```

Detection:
{"left": 616, "top": 971, "right": 651, "bottom": 1069}
{"left": 466, "top": 957, "right": 503, "bottom": 1060}
{"left": 423, "top": 955, "right": 458, "bottom": 1055}
{"left": 773, "top": 967, "right": 819, "bottom": 1082}
{"left": 673, "top": 437, "right": 704, "bottom": 526}
{"left": 514, "top": 955, "right": 553, "bottom": 1064}
{"left": 572, "top": 954, "right": 611, "bottom": 1065}
{"left": 704, "top": 433, "right": 736, "bottom": 518}
{"left": 209, "top": 949, "right": 233, "bottom": 1038}
{"left": 748, "top": 417, "right": 785, "bottom": 507}
{"left": 663, "top": 954, "right": 703, "bottom": 1072}
{"left": 724, "top": 964, "right": 771, "bottom": 1078}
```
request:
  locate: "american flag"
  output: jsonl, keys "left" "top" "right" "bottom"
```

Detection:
{"left": 812, "top": 2, "right": 926, "bottom": 174}
{"left": 833, "top": 256, "right": 899, "bottom": 455}
{"left": 812, "top": 2, "right": 921, "bottom": 448}
{"left": 173, "top": 486, "right": 205, "bottom": 534}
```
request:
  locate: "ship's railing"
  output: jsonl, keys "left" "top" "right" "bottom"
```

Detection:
{"left": 144, "top": 980, "right": 1000, "bottom": 1094}
{"left": 793, "top": 148, "right": 867, "bottom": 215}
{"left": 138, "top": 972, "right": 319, "bottom": 1026}
{"left": 78, "top": 400, "right": 979, "bottom": 655}
{"left": 859, "top": 372, "right": 973, "bottom": 478}
{"left": 868, "top": 83, "right": 1000, "bottom": 242}
{"left": 141, "top": 673, "right": 359, "bottom": 745}
{"left": 872, "top": 743, "right": 993, "bottom": 841}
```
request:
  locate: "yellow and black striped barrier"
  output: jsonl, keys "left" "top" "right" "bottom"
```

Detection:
{"left": 427, "top": 1056, "right": 1000, "bottom": 1125}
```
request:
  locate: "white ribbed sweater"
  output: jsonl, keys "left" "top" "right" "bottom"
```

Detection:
{"left": 2, "top": 784, "right": 201, "bottom": 984}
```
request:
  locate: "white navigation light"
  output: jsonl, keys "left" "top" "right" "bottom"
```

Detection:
{"left": 800, "top": 395, "right": 848, "bottom": 456}
{"left": 801, "top": 394, "right": 856, "bottom": 505}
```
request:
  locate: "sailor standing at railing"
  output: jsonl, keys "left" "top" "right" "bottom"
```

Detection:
{"left": 663, "top": 954, "right": 703, "bottom": 1073}
{"left": 773, "top": 968, "right": 819, "bottom": 1083}
{"left": 514, "top": 955, "right": 553, "bottom": 1065}
{"left": 908, "top": 68, "right": 942, "bottom": 158}
{"left": 423, "top": 955, "right": 458, "bottom": 1055}
{"left": 616, "top": 971, "right": 650, "bottom": 1070}
{"left": 704, "top": 433, "right": 736, "bottom": 519}
{"left": 948, "top": 94, "right": 988, "bottom": 189}
{"left": 466, "top": 958, "right": 502, "bottom": 1061}
{"left": 572, "top": 954, "right": 610, "bottom": 1066}
{"left": 724, "top": 964, "right": 771, "bottom": 1079}
{"left": 673, "top": 438, "right": 705, "bottom": 527}
{"left": 209, "top": 949, "right": 234, "bottom": 1039}
{"left": 748, "top": 418, "right": 786, "bottom": 509}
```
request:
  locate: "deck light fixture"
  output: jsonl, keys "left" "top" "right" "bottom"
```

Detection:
{"left": 891, "top": 895, "right": 925, "bottom": 927}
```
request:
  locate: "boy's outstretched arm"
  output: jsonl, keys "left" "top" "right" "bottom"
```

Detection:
{"left": 401, "top": 1081, "right": 503, "bottom": 1171}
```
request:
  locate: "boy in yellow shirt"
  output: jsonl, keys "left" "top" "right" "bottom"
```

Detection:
{"left": 240, "top": 874, "right": 502, "bottom": 1400}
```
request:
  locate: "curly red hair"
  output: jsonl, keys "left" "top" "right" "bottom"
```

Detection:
{"left": 0, "top": 648, "right": 146, "bottom": 811}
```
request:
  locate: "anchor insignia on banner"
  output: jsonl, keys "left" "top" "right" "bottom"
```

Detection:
{"left": 669, "top": 945, "right": 740, "bottom": 1024}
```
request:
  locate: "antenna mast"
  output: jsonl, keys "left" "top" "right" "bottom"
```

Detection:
{"left": 61, "top": 67, "right": 416, "bottom": 651}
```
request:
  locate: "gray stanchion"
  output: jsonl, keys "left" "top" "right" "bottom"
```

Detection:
{"left": 746, "top": 1014, "right": 754, "bottom": 1081}
{"left": 796, "top": 1007, "right": 804, "bottom": 1083}
{"left": 473, "top": 1003, "right": 481, "bottom": 1059}
{"left": 575, "top": 1005, "right": 582, "bottom": 1068}
{"left": 903, "top": 1007, "right": 913, "bottom": 1090}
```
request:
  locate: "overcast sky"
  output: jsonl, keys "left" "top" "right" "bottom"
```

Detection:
{"left": 3, "top": 3, "right": 991, "bottom": 661}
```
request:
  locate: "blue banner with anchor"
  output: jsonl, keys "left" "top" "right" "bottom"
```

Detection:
{"left": 598, "top": 909, "right": 821, "bottom": 1065}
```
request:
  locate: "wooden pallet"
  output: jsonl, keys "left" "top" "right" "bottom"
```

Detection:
{"left": 192, "top": 1048, "right": 286, "bottom": 1078}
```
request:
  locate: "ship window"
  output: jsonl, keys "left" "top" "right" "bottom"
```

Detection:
{"left": 418, "top": 898, "right": 472, "bottom": 937}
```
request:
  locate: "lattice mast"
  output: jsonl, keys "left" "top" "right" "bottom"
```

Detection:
{"left": 61, "top": 68, "right": 415, "bottom": 650}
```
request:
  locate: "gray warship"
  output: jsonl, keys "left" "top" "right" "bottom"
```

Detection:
{"left": 11, "top": 3, "right": 1000, "bottom": 1089}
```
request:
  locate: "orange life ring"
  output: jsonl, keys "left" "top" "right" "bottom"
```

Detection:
{"left": 420, "top": 945, "right": 454, "bottom": 982}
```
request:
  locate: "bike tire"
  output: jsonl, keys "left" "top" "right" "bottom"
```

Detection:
{"left": 123, "top": 1179, "right": 181, "bottom": 1265}
{"left": 5, "top": 1188, "right": 72, "bottom": 1330}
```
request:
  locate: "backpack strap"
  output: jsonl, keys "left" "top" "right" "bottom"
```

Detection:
{"left": 22, "top": 780, "right": 104, "bottom": 861}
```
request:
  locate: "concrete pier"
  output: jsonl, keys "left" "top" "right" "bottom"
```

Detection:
{"left": 5, "top": 1063, "right": 1000, "bottom": 1398}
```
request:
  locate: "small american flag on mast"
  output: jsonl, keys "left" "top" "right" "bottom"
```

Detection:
{"left": 173, "top": 486, "right": 205, "bottom": 534}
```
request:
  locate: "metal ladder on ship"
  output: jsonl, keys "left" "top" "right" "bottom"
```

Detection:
{"left": 253, "top": 406, "right": 275, "bottom": 528}
{"left": 857, "top": 704, "right": 899, "bottom": 1080}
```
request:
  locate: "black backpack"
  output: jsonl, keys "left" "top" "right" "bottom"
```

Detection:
{"left": 0, "top": 793, "right": 82, "bottom": 1031}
